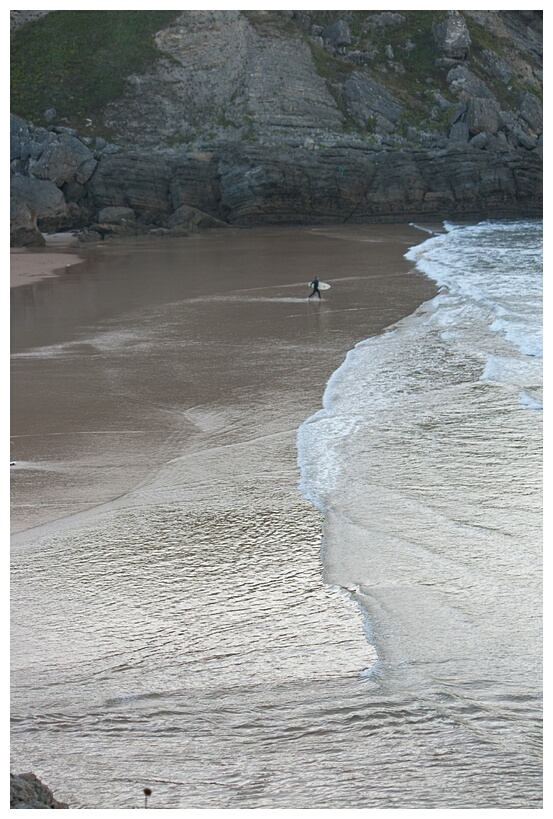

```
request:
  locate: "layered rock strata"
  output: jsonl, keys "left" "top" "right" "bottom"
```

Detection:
{"left": 10, "top": 10, "right": 542, "bottom": 245}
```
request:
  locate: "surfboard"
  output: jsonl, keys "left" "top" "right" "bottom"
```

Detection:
{"left": 307, "top": 282, "right": 331, "bottom": 290}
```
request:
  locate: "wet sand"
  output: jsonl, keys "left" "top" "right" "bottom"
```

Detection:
{"left": 10, "top": 224, "right": 541, "bottom": 810}
{"left": 11, "top": 225, "right": 438, "bottom": 536}
{"left": 11, "top": 224, "right": 440, "bottom": 808}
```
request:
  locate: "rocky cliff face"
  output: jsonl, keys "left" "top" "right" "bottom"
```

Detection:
{"left": 10, "top": 10, "right": 542, "bottom": 246}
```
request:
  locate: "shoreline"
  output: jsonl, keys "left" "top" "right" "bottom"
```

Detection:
{"left": 10, "top": 223, "right": 437, "bottom": 534}
{"left": 11, "top": 223, "right": 440, "bottom": 807}
{"left": 10, "top": 233, "right": 85, "bottom": 288}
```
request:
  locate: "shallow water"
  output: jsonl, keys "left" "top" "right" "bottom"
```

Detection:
{"left": 12, "top": 225, "right": 456, "bottom": 809}
{"left": 11, "top": 223, "right": 542, "bottom": 809}
{"left": 298, "top": 219, "right": 542, "bottom": 808}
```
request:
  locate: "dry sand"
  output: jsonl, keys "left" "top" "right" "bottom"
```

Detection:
{"left": 10, "top": 233, "right": 85, "bottom": 288}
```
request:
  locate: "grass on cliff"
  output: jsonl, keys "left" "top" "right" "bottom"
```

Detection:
{"left": 11, "top": 10, "right": 181, "bottom": 131}
{"left": 304, "top": 11, "right": 453, "bottom": 135}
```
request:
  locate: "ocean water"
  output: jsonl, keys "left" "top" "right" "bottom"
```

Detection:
{"left": 298, "top": 219, "right": 543, "bottom": 804}
{"left": 11, "top": 223, "right": 542, "bottom": 810}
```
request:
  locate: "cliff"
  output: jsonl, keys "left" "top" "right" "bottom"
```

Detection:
{"left": 10, "top": 10, "right": 542, "bottom": 246}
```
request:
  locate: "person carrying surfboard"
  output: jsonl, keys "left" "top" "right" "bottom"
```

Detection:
{"left": 308, "top": 276, "right": 321, "bottom": 299}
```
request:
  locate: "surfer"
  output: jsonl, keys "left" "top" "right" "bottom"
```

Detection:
{"left": 308, "top": 276, "right": 321, "bottom": 299}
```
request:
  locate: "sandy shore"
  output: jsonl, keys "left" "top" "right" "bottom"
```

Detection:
{"left": 11, "top": 224, "right": 438, "bottom": 808}
{"left": 11, "top": 225, "right": 437, "bottom": 534}
{"left": 10, "top": 233, "right": 85, "bottom": 288}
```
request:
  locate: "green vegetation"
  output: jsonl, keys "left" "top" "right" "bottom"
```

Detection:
{"left": 305, "top": 11, "right": 453, "bottom": 136}
{"left": 164, "top": 132, "right": 196, "bottom": 148}
{"left": 464, "top": 17, "right": 542, "bottom": 107}
{"left": 11, "top": 10, "right": 181, "bottom": 130}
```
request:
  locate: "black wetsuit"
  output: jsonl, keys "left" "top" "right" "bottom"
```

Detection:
{"left": 308, "top": 279, "right": 321, "bottom": 298}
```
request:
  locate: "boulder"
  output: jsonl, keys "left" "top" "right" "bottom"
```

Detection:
{"left": 446, "top": 66, "right": 495, "bottom": 100}
{"left": 433, "top": 12, "right": 471, "bottom": 60}
{"left": 449, "top": 120, "right": 470, "bottom": 143}
{"left": 10, "top": 772, "right": 68, "bottom": 809}
{"left": 469, "top": 131, "right": 489, "bottom": 150}
{"left": 321, "top": 19, "right": 351, "bottom": 48}
{"left": 518, "top": 92, "right": 542, "bottom": 134}
{"left": 466, "top": 98, "right": 501, "bottom": 135}
{"left": 10, "top": 198, "right": 45, "bottom": 247}
{"left": 29, "top": 136, "right": 96, "bottom": 187}
{"left": 11, "top": 174, "right": 69, "bottom": 234}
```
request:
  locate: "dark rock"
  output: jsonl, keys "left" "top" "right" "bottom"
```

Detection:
{"left": 11, "top": 174, "right": 69, "bottom": 232}
{"left": 168, "top": 153, "right": 222, "bottom": 216}
{"left": 8, "top": 11, "right": 542, "bottom": 245}
{"left": 10, "top": 199, "right": 45, "bottom": 247}
{"left": 432, "top": 12, "right": 471, "bottom": 60}
{"left": 518, "top": 92, "right": 542, "bottom": 134}
{"left": 363, "top": 13, "right": 405, "bottom": 30}
{"left": 52, "top": 125, "right": 78, "bottom": 136}
{"left": 469, "top": 132, "right": 489, "bottom": 150}
{"left": 435, "top": 58, "right": 462, "bottom": 69}
{"left": 466, "top": 98, "right": 501, "bottom": 135}
{"left": 485, "top": 132, "right": 512, "bottom": 152}
{"left": 433, "top": 92, "right": 454, "bottom": 111}
{"left": 77, "top": 228, "right": 103, "bottom": 243}
{"left": 161, "top": 204, "right": 228, "bottom": 232}
{"left": 342, "top": 73, "right": 403, "bottom": 133}
{"left": 482, "top": 49, "right": 513, "bottom": 84}
{"left": 214, "top": 142, "right": 541, "bottom": 225}
{"left": 446, "top": 66, "right": 495, "bottom": 100}
{"left": 66, "top": 202, "right": 92, "bottom": 228}
{"left": 292, "top": 12, "right": 311, "bottom": 30}
{"left": 91, "top": 221, "right": 143, "bottom": 237}
{"left": 449, "top": 101, "right": 468, "bottom": 125}
{"left": 449, "top": 120, "right": 470, "bottom": 143}
{"left": 512, "top": 127, "right": 539, "bottom": 150}
{"left": 10, "top": 772, "right": 68, "bottom": 809}
{"left": 321, "top": 19, "right": 351, "bottom": 48}
{"left": 63, "top": 179, "right": 86, "bottom": 203}
{"left": 97, "top": 205, "right": 136, "bottom": 224}
{"left": 87, "top": 152, "right": 171, "bottom": 216}
{"left": 28, "top": 136, "right": 96, "bottom": 187}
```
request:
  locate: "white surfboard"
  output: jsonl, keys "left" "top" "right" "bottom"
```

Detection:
{"left": 307, "top": 282, "right": 331, "bottom": 290}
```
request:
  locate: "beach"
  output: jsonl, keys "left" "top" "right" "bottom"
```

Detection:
{"left": 10, "top": 224, "right": 439, "bottom": 808}
{"left": 11, "top": 225, "right": 435, "bottom": 534}
{"left": 10, "top": 233, "right": 85, "bottom": 289}
{"left": 11, "top": 223, "right": 541, "bottom": 809}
